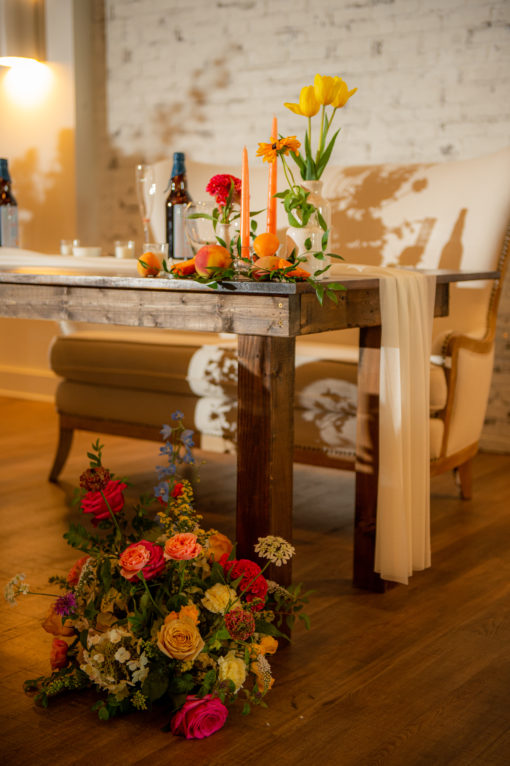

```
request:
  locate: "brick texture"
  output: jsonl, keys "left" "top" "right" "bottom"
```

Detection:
{"left": 93, "top": 0, "right": 510, "bottom": 451}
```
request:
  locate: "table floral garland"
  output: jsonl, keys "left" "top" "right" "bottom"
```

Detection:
{"left": 5, "top": 413, "right": 310, "bottom": 739}
{"left": 136, "top": 73, "right": 357, "bottom": 306}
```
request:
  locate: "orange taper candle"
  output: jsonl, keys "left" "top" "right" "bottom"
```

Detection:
{"left": 266, "top": 116, "right": 278, "bottom": 234}
{"left": 241, "top": 146, "right": 251, "bottom": 260}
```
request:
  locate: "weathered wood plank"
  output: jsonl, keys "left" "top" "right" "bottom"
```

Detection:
{"left": 236, "top": 335, "right": 295, "bottom": 586}
{"left": 0, "top": 283, "right": 299, "bottom": 337}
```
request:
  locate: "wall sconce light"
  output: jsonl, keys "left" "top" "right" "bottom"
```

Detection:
{"left": 0, "top": 0, "right": 46, "bottom": 67}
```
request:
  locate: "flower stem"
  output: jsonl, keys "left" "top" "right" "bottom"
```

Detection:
{"left": 100, "top": 490, "right": 124, "bottom": 540}
{"left": 137, "top": 572, "right": 165, "bottom": 616}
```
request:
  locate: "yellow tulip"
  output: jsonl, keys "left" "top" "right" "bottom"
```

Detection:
{"left": 284, "top": 85, "right": 320, "bottom": 118}
{"left": 313, "top": 74, "right": 339, "bottom": 106}
{"left": 299, "top": 85, "right": 320, "bottom": 116}
{"left": 331, "top": 78, "right": 357, "bottom": 108}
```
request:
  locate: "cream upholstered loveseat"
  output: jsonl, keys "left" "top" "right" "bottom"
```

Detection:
{"left": 49, "top": 148, "right": 510, "bottom": 496}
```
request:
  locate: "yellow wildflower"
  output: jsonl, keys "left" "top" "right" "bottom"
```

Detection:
{"left": 256, "top": 136, "right": 301, "bottom": 164}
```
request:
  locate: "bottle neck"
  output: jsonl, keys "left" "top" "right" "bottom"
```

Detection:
{"left": 171, "top": 173, "right": 187, "bottom": 191}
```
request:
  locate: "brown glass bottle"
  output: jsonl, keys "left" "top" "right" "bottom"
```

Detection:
{"left": 0, "top": 158, "right": 19, "bottom": 247}
{"left": 165, "top": 152, "right": 192, "bottom": 260}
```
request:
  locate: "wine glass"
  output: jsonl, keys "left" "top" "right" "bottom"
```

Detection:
{"left": 135, "top": 164, "right": 156, "bottom": 245}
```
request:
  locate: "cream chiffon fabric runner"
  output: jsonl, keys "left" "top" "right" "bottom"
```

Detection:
{"left": 329, "top": 264, "right": 437, "bottom": 584}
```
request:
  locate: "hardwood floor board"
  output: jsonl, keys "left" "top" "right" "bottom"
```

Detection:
{"left": 1, "top": 397, "right": 509, "bottom": 765}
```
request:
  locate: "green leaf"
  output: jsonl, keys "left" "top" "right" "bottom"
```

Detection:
{"left": 299, "top": 612, "right": 312, "bottom": 630}
{"left": 317, "top": 211, "right": 327, "bottom": 232}
{"left": 313, "top": 251, "right": 325, "bottom": 260}
{"left": 321, "top": 231, "right": 329, "bottom": 250}
{"left": 314, "top": 284, "right": 325, "bottom": 305}
{"left": 142, "top": 668, "right": 169, "bottom": 702}
{"left": 98, "top": 705, "right": 110, "bottom": 721}
{"left": 100, "top": 559, "right": 112, "bottom": 592}
{"left": 316, "top": 128, "right": 341, "bottom": 178}
{"left": 304, "top": 237, "right": 312, "bottom": 251}
{"left": 326, "top": 289, "right": 339, "bottom": 305}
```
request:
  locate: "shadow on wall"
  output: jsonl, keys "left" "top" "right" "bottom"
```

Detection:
{"left": 11, "top": 129, "right": 76, "bottom": 253}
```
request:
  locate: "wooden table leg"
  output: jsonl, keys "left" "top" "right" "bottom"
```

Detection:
{"left": 236, "top": 335, "right": 295, "bottom": 586}
{"left": 353, "top": 325, "right": 386, "bottom": 592}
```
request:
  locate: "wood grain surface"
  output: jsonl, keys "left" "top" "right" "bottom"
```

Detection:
{"left": 1, "top": 397, "right": 509, "bottom": 766}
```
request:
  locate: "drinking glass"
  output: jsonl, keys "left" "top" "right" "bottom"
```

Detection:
{"left": 135, "top": 164, "right": 156, "bottom": 245}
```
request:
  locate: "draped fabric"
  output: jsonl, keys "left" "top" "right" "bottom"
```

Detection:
{"left": 330, "top": 265, "right": 437, "bottom": 584}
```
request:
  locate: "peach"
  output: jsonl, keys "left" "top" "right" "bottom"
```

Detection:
{"left": 194, "top": 244, "right": 232, "bottom": 277}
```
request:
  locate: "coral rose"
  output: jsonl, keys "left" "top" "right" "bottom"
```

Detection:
{"left": 81, "top": 480, "right": 127, "bottom": 527}
{"left": 207, "top": 532, "right": 233, "bottom": 562}
{"left": 171, "top": 694, "right": 228, "bottom": 739}
{"left": 157, "top": 615, "right": 204, "bottom": 661}
{"left": 201, "top": 583, "right": 237, "bottom": 615}
{"left": 66, "top": 555, "right": 90, "bottom": 587}
{"left": 50, "top": 637, "right": 69, "bottom": 670}
{"left": 164, "top": 532, "right": 202, "bottom": 561}
{"left": 217, "top": 651, "right": 247, "bottom": 692}
{"left": 41, "top": 603, "right": 74, "bottom": 637}
{"left": 119, "top": 540, "right": 165, "bottom": 582}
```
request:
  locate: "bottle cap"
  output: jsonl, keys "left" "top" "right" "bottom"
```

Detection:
{"left": 171, "top": 152, "right": 185, "bottom": 177}
{"left": 0, "top": 158, "right": 11, "bottom": 182}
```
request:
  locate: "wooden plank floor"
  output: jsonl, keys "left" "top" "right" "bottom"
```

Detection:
{"left": 1, "top": 396, "right": 509, "bottom": 766}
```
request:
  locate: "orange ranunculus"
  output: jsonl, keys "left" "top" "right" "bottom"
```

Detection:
{"left": 251, "top": 635, "right": 278, "bottom": 657}
{"left": 50, "top": 637, "right": 69, "bottom": 670}
{"left": 331, "top": 78, "right": 357, "bottom": 108}
{"left": 41, "top": 603, "right": 74, "bottom": 637}
{"left": 66, "top": 555, "right": 90, "bottom": 587}
{"left": 207, "top": 531, "right": 233, "bottom": 562}
{"left": 171, "top": 257, "right": 196, "bottom": 276}
{"left": 164, "top": 604, "right": 200, "bottom": 626}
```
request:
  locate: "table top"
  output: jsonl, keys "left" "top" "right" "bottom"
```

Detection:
{"left": 0, "top": 255, "right": 499, "bottom": 338}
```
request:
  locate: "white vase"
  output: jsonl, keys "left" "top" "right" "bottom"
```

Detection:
{"left": 285, "top": 180, "right": 332, "bottom": 280}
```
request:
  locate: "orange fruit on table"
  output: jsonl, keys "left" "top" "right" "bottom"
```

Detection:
{"left": 253, "top": 232, "right": 280, "bottom": 259}
{"left": 137, "top": 250, "right": 162, "bottom": 277}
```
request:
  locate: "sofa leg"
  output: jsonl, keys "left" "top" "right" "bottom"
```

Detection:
{"left": 49, "top": 425, "right": 74, "bottom": 483}
{"left": 454, "top": 459, "right": 473, "bottom": 501}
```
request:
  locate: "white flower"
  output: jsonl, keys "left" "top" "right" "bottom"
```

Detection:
{"left": 108, "top": 628, "right": 123, "bottom": 644}
{"left": 4, "top": 573, "right": 30, "bottom": 605}
{"left": 114, "top": 646, "right": 131, "bottom": 663}
{"left": 92, "top": 652, "right": 104, "bottom": 664}
{"left": 254, "top": 536, "right": 295, "bottom": 566}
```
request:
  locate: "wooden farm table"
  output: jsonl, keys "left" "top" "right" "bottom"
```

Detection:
{"left": 0, "top": 264, "right": 497, "bottom": 589}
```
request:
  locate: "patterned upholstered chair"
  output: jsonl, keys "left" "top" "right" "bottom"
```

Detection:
{"left": 49, "top": 148, "right": 510, "bottom": 498}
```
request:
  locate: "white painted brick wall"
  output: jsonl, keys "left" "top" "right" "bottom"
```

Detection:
{"left": 93, "top": 0, "right": 510, "bottom": 451}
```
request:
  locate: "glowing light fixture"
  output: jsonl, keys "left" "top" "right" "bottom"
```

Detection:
{"left": 0, "top": 0, "right": 46, "bottom": 67}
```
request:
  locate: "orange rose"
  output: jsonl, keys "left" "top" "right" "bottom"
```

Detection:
{"left": 157, "top": 617, "right": 204, "bottom": 661}
{"left": 50, "top": 638, "right": 69, "bottom": 670}
{"left": 41, "top": 604, "right": 74, "bottom": 637}
{"left": 207, "top": 532, "right": 233, "bottom": 563}
{"left": 164, "top": 533, "right": 202, "bottom": 561}
{"left": 66, "top": 555, "right": 90, "bottom": 587}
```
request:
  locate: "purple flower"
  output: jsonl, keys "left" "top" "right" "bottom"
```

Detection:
{"left": 54, "top": 592, "right": 77, "bottom": 616}
{"left": 171, "top": 410, "right": 184, "bottom": 421}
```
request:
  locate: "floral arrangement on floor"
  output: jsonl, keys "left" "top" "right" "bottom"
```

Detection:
{"left": 4, "top": 413, "right": 310, "bottom": 740}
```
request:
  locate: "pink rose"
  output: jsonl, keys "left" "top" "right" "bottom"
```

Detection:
{"left": 171, "top": 695, "right": 228, "bottom": 739}
{"left": 164, "top": 532, "right": 202, "bottom": 561}
{"left": 50, "top": 638, "right": 69, "bottom": 670}
{"left": 119, "top": 540, "right": 165, "bottom": 581}
{"left": 81, "top": 480, "right": 127, "bottom": 527}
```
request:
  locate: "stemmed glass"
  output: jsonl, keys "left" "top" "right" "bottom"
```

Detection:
{"left": 135, "top": 164, "right": 156, "bottom": 245}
